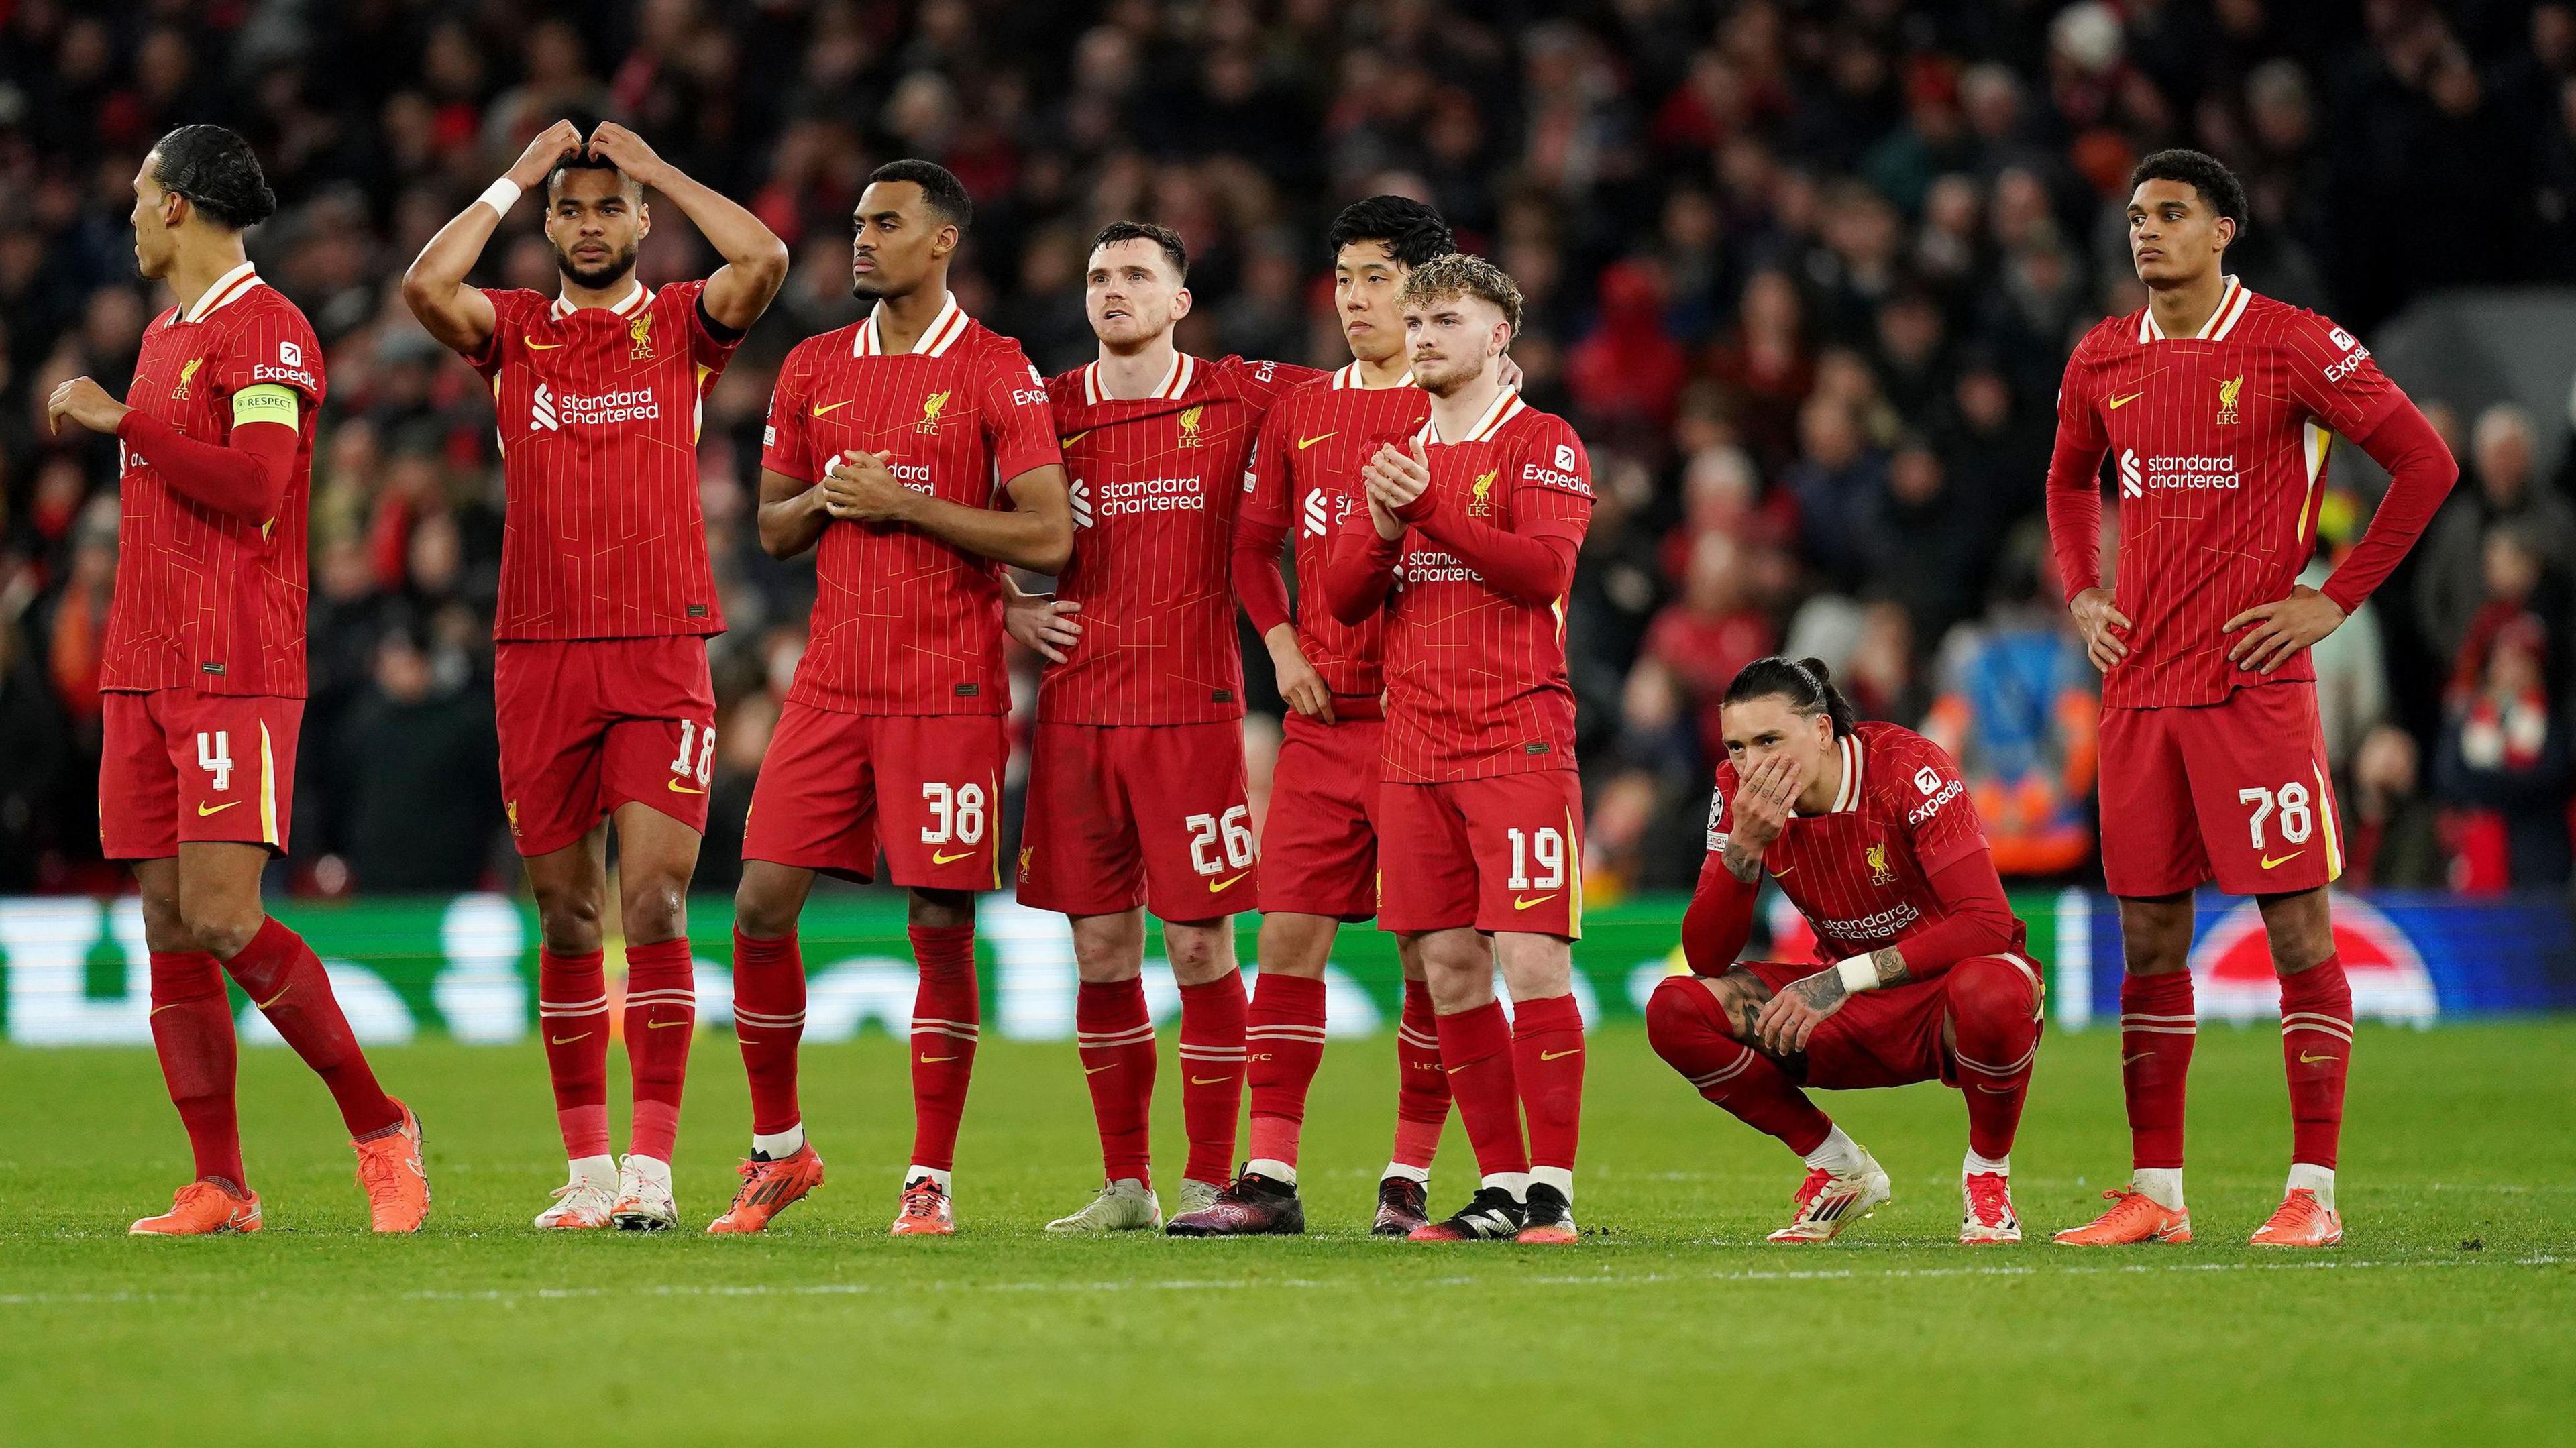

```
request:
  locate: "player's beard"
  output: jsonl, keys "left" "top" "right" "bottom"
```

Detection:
{"left": 558, "top": 239, "right": 640, "bottom": 292}
{"left": 1412, "top": 351, "right": 1478, "bottom": 396}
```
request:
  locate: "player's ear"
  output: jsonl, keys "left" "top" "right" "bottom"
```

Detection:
{"left": 1170, "top": 286, "right": 1192, "bottom": 321}
{"left": 2213, "top": 215, "right": 2236, "bottom": 252}
{"left": 932, "top": 223, "right": 959, "bottom": 261}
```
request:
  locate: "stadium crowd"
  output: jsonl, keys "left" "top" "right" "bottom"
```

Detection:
{"left": 3, "top": 0, "right": 2575, "bottom": 900}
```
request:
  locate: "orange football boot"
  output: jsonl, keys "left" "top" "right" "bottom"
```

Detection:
{"left": 2248, "top": 1188, "right": 2343, "bottom": 1247}
{"left": 352, "top": 1099, "right": 431, "bottom": 1233}
{"left": 131, "top": 1180, "right": 262, "bottom": 1235}
{"left": 706, "top": 1144, "right": 826, "bottom": 1234}
{"left": 2052, "top": 1188, "right": 2192, "bottom": 1245}
{"left": 889, "top": 1174, "right": 955, "bottom": 1235}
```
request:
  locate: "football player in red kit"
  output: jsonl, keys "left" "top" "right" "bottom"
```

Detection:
{"left": 1001, "top": 223, "right": 1317, "bottom": 1233}
{"left": 2044, "top": 151, "right": 2455, "bottom": 1249}
{"left": 1174, "top": 197, "right": 1478, "bottom": 1239}
{"left": 1322, "top": 254, "right": 1592, "bottom": 1244}
{"left": 1650, "top": 659, "right": 2045, "bottom": 1245}
{"left": 48, "top": 125, "right": 429, "bottom": 1233}
{"left": 726, "top": 161, "right": 1071, "bottom": 1236}
{"left": 403, "top": 121, "right": 788, "bottom": 1229}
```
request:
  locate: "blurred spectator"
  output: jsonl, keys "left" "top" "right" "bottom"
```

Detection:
{"left": 2435, "top": 614, "right": 2571, "bottom": 891}
{"left": 2414, "top": 404, "right": 2576, "bottom": 662}
{"left": 335, "top": 624, "right": 502, "bottom": 892}
{"left": 1642, "top": 532, "right": 1775, "bottom": 765}
{"left": 2347, "top": 725, "right": 2446, "bottom": 889}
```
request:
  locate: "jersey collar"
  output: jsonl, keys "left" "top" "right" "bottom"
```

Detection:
{"left": 182, "top": 260, "right": 263, "bottom": 324}
{"left": 1806, "top": 733, "right": 1864, "bottom": 816}
{"left": 855, "top": 290, "right": 969, "bottom": 358}
{"left": 549, "top": 280, "right": 652, "bottom": 321}
{"left": 1332, "top": 360, "right": 1413, "bottom": 390}
{"left": 1081, "top": 349, "right": 1195, "bottom": 405}
{"left": 1412, "top": 385, "right": 1523, "bottom": 445}
{"left": 2137, "top": 274, "right": 2250, "bottom": 343}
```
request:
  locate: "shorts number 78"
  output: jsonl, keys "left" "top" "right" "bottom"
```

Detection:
{"left": 2237, "top": 781, "right": 2312, "bottom": 850}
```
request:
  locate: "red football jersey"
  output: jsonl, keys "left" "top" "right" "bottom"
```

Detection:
{"left": 468, "top": 278, "right": 740, "bottom": 641}
{"left": 1240, "top": 361, "right": 1430, "bottom": 703}
{"left": 105, "top": 262, "right": 322, "bottom": 697}
{"left": 1707, "top": 722, "right": 2020, "bottom": 964}
{"left": 1039, "top": 351, "right": 1320, "bottom": 724}
{"left": 1346, "top": 390, "right": 1592, "bottom": 783}
{"left": 760, "top": 293, "right": 1062, "bottom": 716}
{"left": 2053, "top": 277, "right": 2403, "bottom": 708}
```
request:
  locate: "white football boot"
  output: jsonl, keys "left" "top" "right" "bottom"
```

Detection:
{"left": 1045, "top": 1177, "right": 1163, "bottom": 1233}
{"left": 1766, "top": 1148, "right": 1893, "bottom": 1243}
{"left": 1959, "top": 1170, "right": 2021, "bottom": 1245}
{"left": 610, "top": 1156, "right": 680, "bottom": 1231}
{"left": 533, "top": 1166, "right": 617, "bottom": 1230}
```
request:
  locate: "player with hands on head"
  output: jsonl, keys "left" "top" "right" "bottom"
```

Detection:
{"left": 1649, "top": 657, "right": 2045, "bottom": 1245}
{"left": 2043, "top": 149, "right": 2457, "bottom": 1249}
{"left": 58, "top": 125, "right": 430, "bottom": 1235}
{"left": 725, "top": 160, "right": 1070, "bottom": 1237}
{"left": 402, "top": 118, "right": 788, "bottom": 1231}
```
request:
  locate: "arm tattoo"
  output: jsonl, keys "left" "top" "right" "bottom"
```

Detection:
{"left": 1869, "top": 946, "right": 1911, "bottom": 989}
{"left": 1721, "top": 838, "right": 1764, "bottom": 883}
{"left": 1787, "top": 970, "right": 1847, "bottom": 1012}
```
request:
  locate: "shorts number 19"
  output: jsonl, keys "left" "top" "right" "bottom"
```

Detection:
{"left": 1506, "top": 826, "right": 1566, "bottom": 891}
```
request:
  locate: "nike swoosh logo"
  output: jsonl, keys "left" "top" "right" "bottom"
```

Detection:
{"left": 647, "top": 1019, "right": 690, "bottom": 1029}
{"left": 1770, "top": 865, "right": 1793, "bottom": 877}
{"left": 668, "top": 779, "right": 706, "bottom": 795}
{"left": 2108, "top": 390, "right": 2144, "bottom": 409}
{"left": 1444, "top": 1064, "right": 1470, "bottom": 1074}
{"left": 551, "top": 1033, "right": 590, "bottom": 1045}
{"left": 149, "top": 1003, "right": 182, "bottom": 1017}
{"left": 2261, "top": 850, "right": 2304, "bottom": 869}
{"left": 256, "top": 986, "right": 290, "bottom": 1010}
{"left": 526, "top": 339, "right": 566, "bottom": 350}
{"left": 1210, "top": 871, "right": 1250, "bottom": 892}
{"left": 1059, "top": 430, "right": 1091, "bottom": 447}
{"left": 2122, "top": 1052, "right": 2154, "bottom": 1065}
{"left": 1974, "top": 1084, "right": 2020, "bottom": 1095}
{"left": 2298, "top": 1051, "right": 2341, "bottom": 1066}
{"left": 1513, "top": 893, "right": 1557, "bottom": 910}
{"left": 919, "top": 1054, "right": 957, "bottom": 1064}
{"left": 811, "top": 400, "right": 851, "bottom": 416}
{"left": 196, "top": 801, "right": 239, "bottom": 816}
{"left": 1297, "top": 433, "right": 1336, "bottom": 449}
{"left": 1189, "top": 1075, "right": 1232, "bottom": 1086}
{"left": 932, "top": 848, "right": 977, "bottom": 864}
{"left": 1539, "top": 1048, "right": 1579, "bottom": 1061}
{"left": 1085, "top": 1062, "right": 1117, "bottom": 1074}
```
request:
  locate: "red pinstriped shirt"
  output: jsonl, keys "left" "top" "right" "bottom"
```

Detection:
{"left": 1708, "top": 724, "right": 2022, "bottom": 964}
{"left": 2049, "top": 278, "right": 2403, "bottom": 708}
{"left": 760, "top": 293, "right": 1062, "bottom": 716}
{"left": 468, "top": 278, "right": 740, "bottom": 641}
{"left": 1238, "top": 361, "right": 1430, "bottom": 706}
{"left": 1039, "top": 351, "right": 1320, "bottom": 724}
{"left": 105, "top": 263, "right": 321, "bottom": 697}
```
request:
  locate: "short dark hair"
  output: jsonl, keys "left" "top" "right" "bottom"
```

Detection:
{"left": 2129, "top": 148, "right": 2249, "bottom": 237}
{"left": 1723, "top": 656, "right": 1859, "bottom": 738}
{"left": 1398, "top": 252, "right": 1523, "bottom": 337}
{"left": 869, "top": 159, "right": 973, "bottom": 233}
{"left": 1092, "top": 220, "right": 1188, "bottom": 280}
{"left": 1326, "top": 195, "right": 1454, "bottom": 270}
{"left": 149, "top": 125, "right": 276, "bottom": 230}
{"left": 545, "top": 151, "right": 637, "bottom": 203}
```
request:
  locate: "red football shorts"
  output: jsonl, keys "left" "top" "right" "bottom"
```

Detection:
{"left": 1737, "top": 952, "right": 2044, "bottom": 1089}
{"left": 494, "top": 636, "right": 715, "bottom": 857}
{"left": 1018, "top": 720, "right": 1257, "bottom": 921}
{"left": 1375, "top": 768, "right": 1583, "bottom": 938}
{"left": 100, "top": 690, "right": 301, "bottom": 859}
{"left": 2098, "top": 680, "right": 2343, "bottom": 898}
{"left": 1258, "top": 712, "right": 1385, "bottom": 920}
{"left": 743, "top": 704, "right": 1005, "bottom": 889}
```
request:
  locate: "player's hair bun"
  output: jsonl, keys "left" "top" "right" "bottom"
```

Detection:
{"left": 1723, "top": 655, "right": 1859, "bottom": 738}
{"left": 150, "top": 125, "right": 276, "bottom": 230}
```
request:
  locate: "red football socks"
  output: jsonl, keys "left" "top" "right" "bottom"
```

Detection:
{"left": 1390, "top": 977, "right": 1450, "bottom": 1173}
{"left": 2279, "top": 954, "right": 2354, "bottom": 1170}
{"left": 1432, "top": 1000, "right": 1528, "bottom": 1181}
{"left": 1177, "top": 968, "right": 1248, "bottom": 1186}
{"left": 1510, "top": 993, "right": 1584, "bottom": 1175}
{"left": 221, "top": 915, "right": 400, "bottom": 1137}
{"left": 2119, "top": 971, "right": 2196, "bottom": 1171}
{"left": 729, "top": 929, "right": 804, "bottom": 1139}
{"left": 622, "top": 937, "right": 696, "bottom": 1163}
{"left": 537, "top": 946, "right": 612, "bottom": 1159}
{"left": 1076, "top": 977, "right": 1157, "bottom": 1186}
{"left": 1946, "top": 956, "right": 2042, "bottom": 1160}
{"left": 1245, "top": 971, "right": 1328, "bottom": 1170}
{"left": 1644, "top": 976, "right": 1832, "bottom": 1155}
{"left": 148, "top": 949, "right": 244, "bottom": 1192}
{"left": 908, "top": 922, "right": 979, "bottom": 1174}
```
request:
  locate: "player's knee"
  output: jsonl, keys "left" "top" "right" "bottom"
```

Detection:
{"left": 1646, "top": 974, "right": 1726, "bottom": 1066}
{"left": 732, "top": 885, "right": 797, "bottom": 942}
{"left": 621, "top": 876, "right": 688, "bottom": 944}
{"left": 1163, "top": 921, "right": 1236, "bottom": 982}
{"left": 1947, "top": 956, "right": 2038, "bottom": 1034}
{"left": 531, "top": 880, "right": 602, "bottom": 951}
{"left": 185, "top": 909, "right": 263, "bottom": 962}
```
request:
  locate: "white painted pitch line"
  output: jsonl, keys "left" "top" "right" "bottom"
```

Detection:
{"left": 0, "top": 1256, "right": 2559, "bottom": 1309}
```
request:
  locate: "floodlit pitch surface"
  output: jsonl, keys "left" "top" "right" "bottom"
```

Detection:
{"left": 2, "top": 1021, "right": 2568, "bottom": 1445}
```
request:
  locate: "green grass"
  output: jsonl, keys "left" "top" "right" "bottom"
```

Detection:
{"left": 1, "top": 1021, "right": 2569, "bottom": 1446}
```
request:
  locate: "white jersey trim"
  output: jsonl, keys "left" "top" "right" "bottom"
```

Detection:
{"left": 184, "top": 261, "right": 264, "bottom": 324}
{"left": 2137, "top": 275, "right": 2245, "bottom": 343}
{"left": 1082, "top": 349, "right": 1196, "bottom": 405}
{"left": 549, "top": 280, "right": 651, "bottom": 321}
{"left": 1332, "top": 361, "right": 1414, "bottom": 390}
{"left": 1413, "top": 386, "right": 1524, "bottom": 445}
{"left": 855, "top": 290, "right": 967, "bottom": 358}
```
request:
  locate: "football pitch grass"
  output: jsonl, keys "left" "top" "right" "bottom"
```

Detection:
{"left": 2, "top": 1020, "right": 2569, "bottom": 1445}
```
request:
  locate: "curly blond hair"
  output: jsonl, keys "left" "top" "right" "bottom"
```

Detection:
{"left": 1397, "top": 252, "right": 1523, "bottom": 337}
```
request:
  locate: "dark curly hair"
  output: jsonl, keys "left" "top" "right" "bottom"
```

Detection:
{"left": 870, "top": 158, "right": 973, "bottom": 233}
{"left": 150, "top": 125, "right": 276, "bottom": 231}
{"left": 2129, "top": 148, "right": 2249, "bottom": 238}
{"left": 1325, "top": 195, "right": 1454, "bottom": 270}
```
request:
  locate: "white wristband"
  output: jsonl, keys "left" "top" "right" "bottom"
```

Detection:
{"left": 1834, "top": 955, "right": 1880, "bottom": 995}
{"left": 476, "top": 177, "right": 523, "bottom": 218}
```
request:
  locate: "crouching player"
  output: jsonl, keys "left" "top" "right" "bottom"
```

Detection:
{"left": 1648, "top": 657, "right": 2044, "bottom": 1244}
